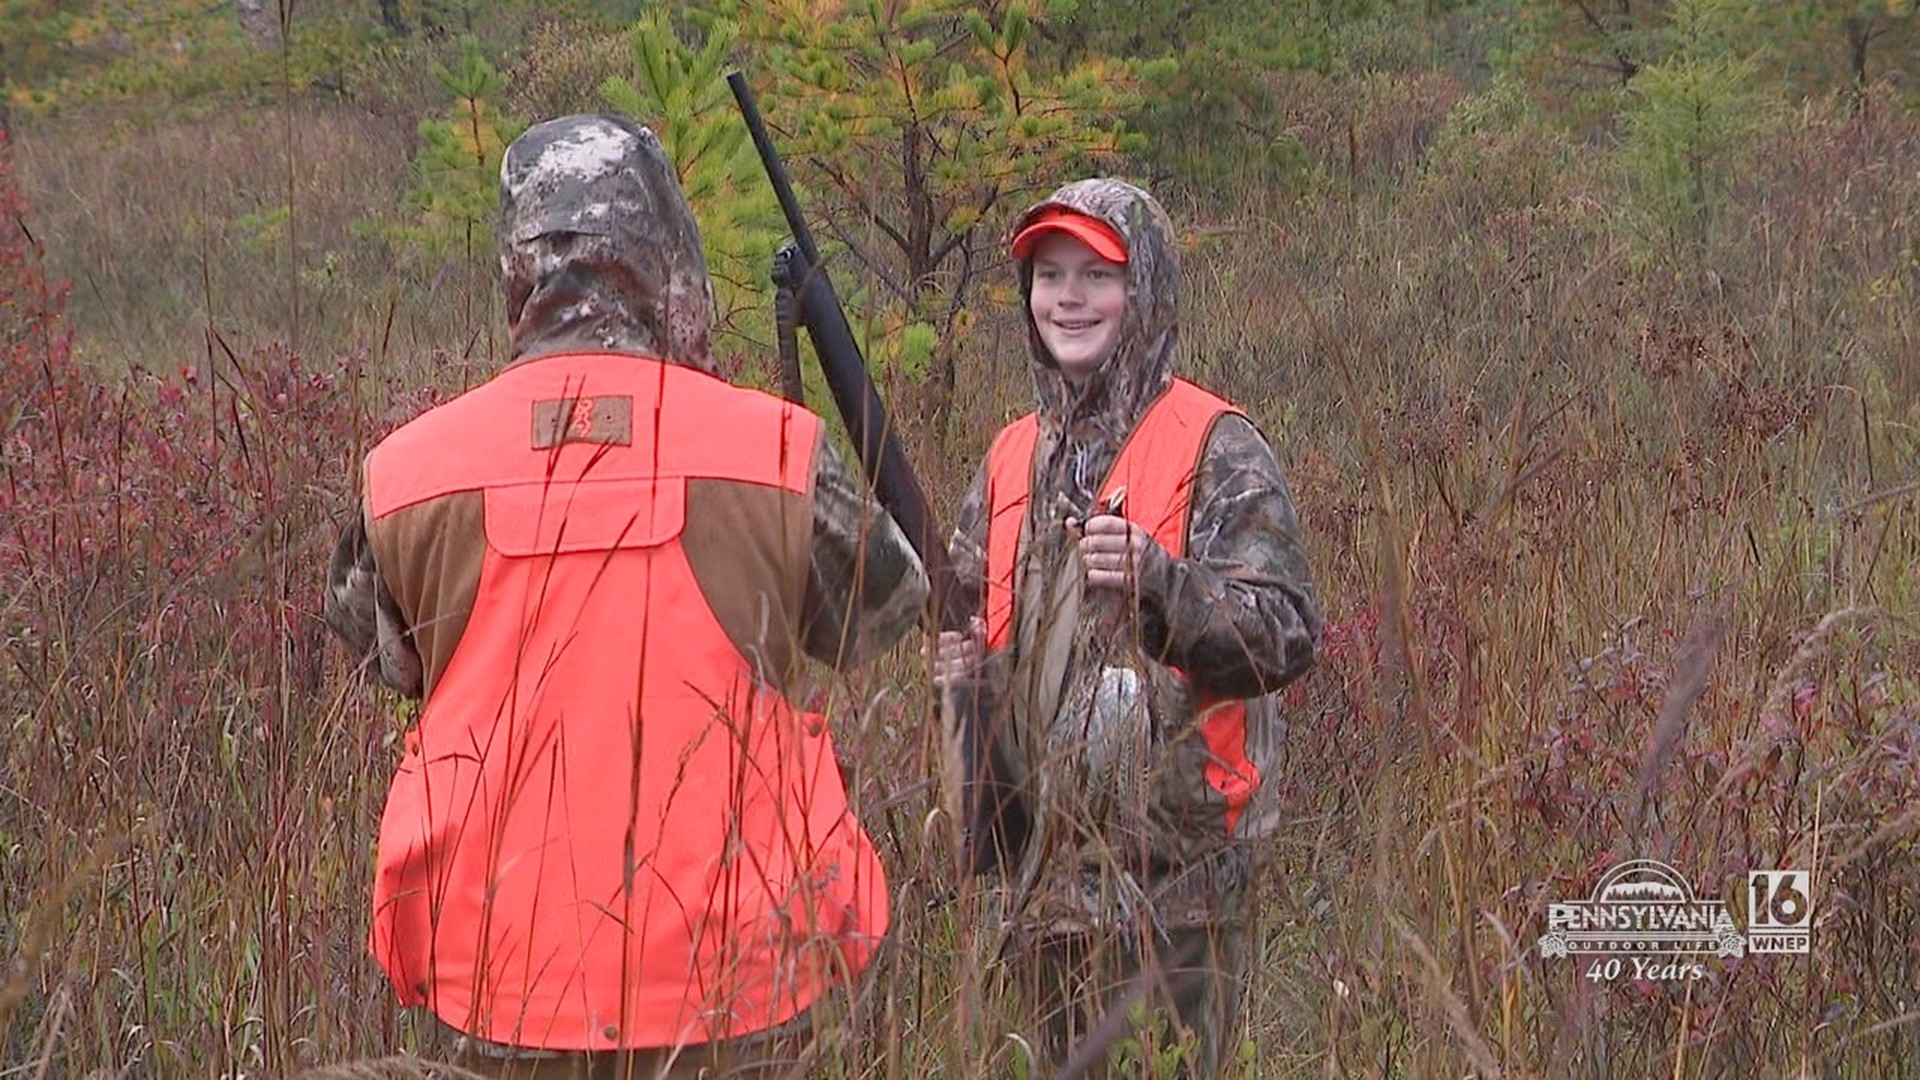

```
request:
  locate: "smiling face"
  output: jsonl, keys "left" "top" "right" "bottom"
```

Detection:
{"left": 1027, "top": 231, "right": 1129, "bottom": 384}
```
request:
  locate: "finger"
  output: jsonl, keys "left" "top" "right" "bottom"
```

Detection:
{"left": 934, "top": 650, "right": 978, "bottom": 682}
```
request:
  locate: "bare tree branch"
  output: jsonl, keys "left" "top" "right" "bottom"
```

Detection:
{"left": 813, "top": 158, "right": 914, "bottom": 257}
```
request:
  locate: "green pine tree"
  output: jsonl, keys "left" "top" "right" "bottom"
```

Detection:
{"left": 376, "top": 36, "right": 522, "bottom": 359}
{"left": 712, "top": 0, "right": 1158, "bottom": 421}
{"left": 601, "top": 11, "right": 785, "bottom": 377}
{"left": 1616, "top": 0, "right": 1770, "bottom": 251}
{"left": 398, "top": 37, "right": 520, "bottom": 264}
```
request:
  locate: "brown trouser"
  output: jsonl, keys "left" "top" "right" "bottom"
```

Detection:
{"left": 1008, "top": 921, "right": 1248, "bottom": 1080}
{"left": 447, "top": 1015, "right": 813, "bottom": 1080}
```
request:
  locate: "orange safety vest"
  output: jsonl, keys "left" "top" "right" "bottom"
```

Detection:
{"left": 363, "top": 353, "right": 888, "bottom": 1051}
{"left": 982, "top": 378, "right": 1257, "bottom": 834}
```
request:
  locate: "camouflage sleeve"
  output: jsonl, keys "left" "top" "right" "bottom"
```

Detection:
{"left": 946, "top": 458, "right": 1014, "bottom": 718}
{"left": 1134, "top": 414, "right": 1322, "bottom": 698}
{"left": 323, "top": 507, "right": 425, "bottom": 698}
{"left": 941, "top": 457, "right": 1010, "bottom": 760}
{"left": 800, "top": 437, "right": 931, "bottom": 668}
{"left": 945, "top": 458, "right": 991, "bottom": 625}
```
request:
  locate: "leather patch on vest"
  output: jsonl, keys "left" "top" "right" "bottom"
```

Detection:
{"left": 364, "top": 490, "right": 485, "bottom": 696}
{"left": 531, "top": 395, "right": 634, "bottom": 448}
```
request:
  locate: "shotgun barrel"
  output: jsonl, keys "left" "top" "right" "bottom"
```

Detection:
{"left": 728, "top": 72, "right": 959, "bottom": 623}
{"left": 728, "top": 71, "right": 1028, "bottom": 875}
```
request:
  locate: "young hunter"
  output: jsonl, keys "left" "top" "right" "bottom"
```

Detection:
{"left": 935, "top": 179, "right": 1323, "bottom": 1078}
{"left": 323, "top": 114, "right": 928, "bottom": 1077}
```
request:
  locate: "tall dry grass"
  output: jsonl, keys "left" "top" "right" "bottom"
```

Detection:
{"left": 3, "top": 67, "right": 1918, "bottom": 1080}
{"left": 1166, "top": 76, "right": 1920, "bottom": 1077}
{"left": 11, "top": 104, "right": 504, "bottom": 391}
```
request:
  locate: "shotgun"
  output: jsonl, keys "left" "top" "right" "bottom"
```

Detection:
{"left": 727, "top": 71, "right": 1027, "bottom": 875}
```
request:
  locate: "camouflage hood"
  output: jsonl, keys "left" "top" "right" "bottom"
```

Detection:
{"left": 498, "top": 114, "right": 715, "bottom": 370}
{"left": 1012, "top": 178, "right": 1179, "bottom": 515}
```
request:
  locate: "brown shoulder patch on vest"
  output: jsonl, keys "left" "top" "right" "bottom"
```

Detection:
{"left": 366, "top": 489, "right": 485, "bottom": 694}
{"left": 531, "top": 394, "right": 634, "bottom": 448}
{"left": 682, "top": 476, "right": 812, "bottom": 691}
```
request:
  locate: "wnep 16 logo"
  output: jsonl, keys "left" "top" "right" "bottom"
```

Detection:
{"left": 1537, "top": 860, "right": 1813, "bottom": 983}
{"left": 1747, "top": 869, "right": 1814, "bottom": 953}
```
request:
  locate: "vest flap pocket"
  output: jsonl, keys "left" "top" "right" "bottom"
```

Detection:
{"left": 484, "top": 478, "right": 687, "bottom": 556}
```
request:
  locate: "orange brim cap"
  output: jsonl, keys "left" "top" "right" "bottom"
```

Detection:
{"left": 1009, "top": 207, "right": 1128, "bottom": 263}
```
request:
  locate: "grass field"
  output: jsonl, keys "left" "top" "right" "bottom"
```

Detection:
{"left": 3, "top": 60, "right": 1918, "bottom": 1078}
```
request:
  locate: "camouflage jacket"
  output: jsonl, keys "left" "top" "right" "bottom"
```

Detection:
{"left": 948, "top": 179, "right": 1322, "bottom": 932}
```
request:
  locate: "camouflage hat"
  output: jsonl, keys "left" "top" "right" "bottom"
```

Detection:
{"left": 499, "top": 113, "right": 668, "bottom": 245}
{"left": 496, "top": 113, "right": 716, "bottom": 370}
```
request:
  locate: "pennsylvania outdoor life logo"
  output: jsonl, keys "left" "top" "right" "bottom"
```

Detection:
{"left": 1538, "top": 859, "right": 1813, "bottom": 983}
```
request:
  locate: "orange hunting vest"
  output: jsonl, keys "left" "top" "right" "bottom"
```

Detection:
{"left": 363, "top": 353, "right": 887, "bottom": 1051}
{"left": 982, "top": 378, "right": 1257, "bottom": 834}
